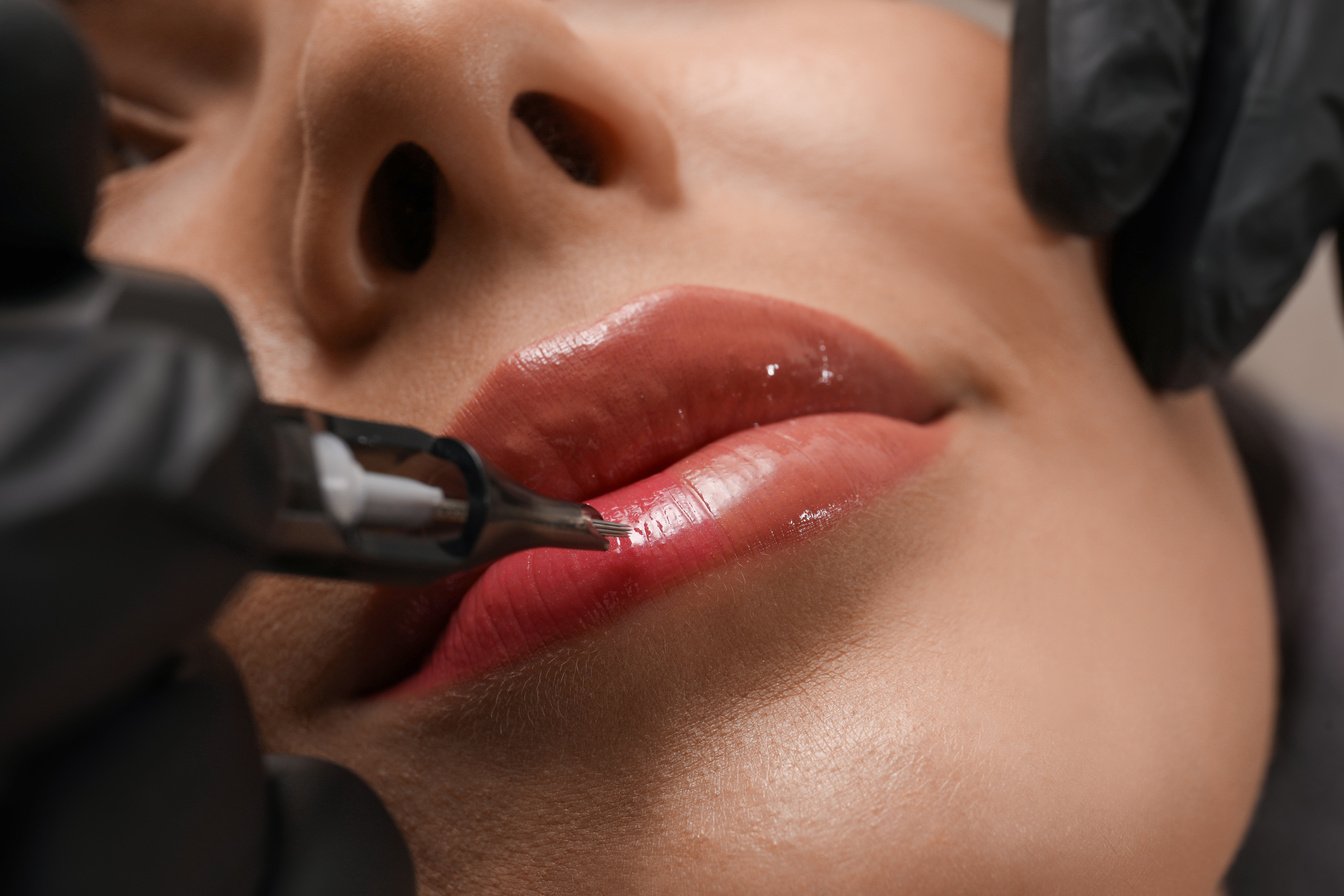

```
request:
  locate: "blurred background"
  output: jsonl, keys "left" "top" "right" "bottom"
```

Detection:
{"left": 940, "top": 0, "right": 1344, "bottom": 437}
{"left": 1240, "top": 240, "right": 1343, "bottom": 436}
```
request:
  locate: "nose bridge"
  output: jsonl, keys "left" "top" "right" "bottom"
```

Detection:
{"left": 297, "top": 0, "right": 520, "bottom": 161}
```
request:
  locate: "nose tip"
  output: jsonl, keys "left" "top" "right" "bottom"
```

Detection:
{"left": 289, "top": 4, "right": 481, "bottom": 347}
{"left": 289, "top": 0, "right": 680, "bottom": 347}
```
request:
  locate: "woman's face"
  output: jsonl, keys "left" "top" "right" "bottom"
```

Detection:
{"left": 75, "top": 0, "right": 1275, "bottom": 892}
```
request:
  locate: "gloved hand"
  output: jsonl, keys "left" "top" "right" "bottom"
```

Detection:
{"left": 1010, "top": 0, "right": 1344, "bottom": 389}
{"left": 0, "top": 2, "right": 414, "bottom": 893}
{"left": 0, "top": 295, "right": 415, "bottom": 896}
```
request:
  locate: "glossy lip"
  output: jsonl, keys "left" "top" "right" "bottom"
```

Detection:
{"left": 381, "top": 286, "right": 951, "bottom": 696}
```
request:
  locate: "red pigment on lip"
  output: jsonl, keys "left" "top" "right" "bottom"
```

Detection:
{"left": 383, "top": 286, "right": 950, "bottom": 693}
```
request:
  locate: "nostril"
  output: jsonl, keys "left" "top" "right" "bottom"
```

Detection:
{"left": 512, "top": 92, "right": 611, "bottom": 187}
{"left": 359, "top": 143, "right": 446, "bottom": 274}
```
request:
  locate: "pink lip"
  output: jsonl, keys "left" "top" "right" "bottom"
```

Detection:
{"left": 386, "top": 287, "right": 950, "bottom": 694}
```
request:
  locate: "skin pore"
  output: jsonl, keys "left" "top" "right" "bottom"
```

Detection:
{"left": 74, "top": 0, "right": 1275, "bottom": 892}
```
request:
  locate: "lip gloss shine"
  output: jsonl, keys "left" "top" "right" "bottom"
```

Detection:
{"left": 383, "top": 286, "right": 951, "bottom": 693}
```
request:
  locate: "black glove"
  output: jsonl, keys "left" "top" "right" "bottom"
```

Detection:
{"left": 0, "top": 2, "right": 414, "bottom": 894}
{"left": 1011, "top": 0, "right": 1344, "bottom": 389}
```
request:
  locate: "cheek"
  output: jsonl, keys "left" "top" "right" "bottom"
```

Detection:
{"left": 645, "top": 4, "right": 1028, "bottom": 238}
{"left": 881, "top": 395, "right": 1272, "bottom": 890}
{"left": 93, "top": 167, "right": 215, "bottom": 266}
{"left": 619, "top": 3, "right": 1080, "bottom": 378}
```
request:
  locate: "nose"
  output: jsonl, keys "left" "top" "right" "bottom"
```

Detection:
{"left": 290, "top": 0, "right": 678, "bottom": 345}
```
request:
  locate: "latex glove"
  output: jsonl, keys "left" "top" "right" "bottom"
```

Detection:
{"left": 1011, "top": 0, "right": 1344, "bottom": 389}
{"left": 0, "top": 251, "right": 416, "bottom": 896}
{"left": 0, "top": 3, "right": 415, "bottom": 894}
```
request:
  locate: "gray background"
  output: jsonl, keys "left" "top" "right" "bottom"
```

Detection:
{"left": 938, "top": 0, "right": 1343, "bottom": 436}
{"left": 1240, "top": 241, "right": 1343, "bottom": 436}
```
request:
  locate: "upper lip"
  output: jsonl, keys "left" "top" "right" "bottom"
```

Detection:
{"left": 444, "top": 285, "right": 946, "bottom": 500}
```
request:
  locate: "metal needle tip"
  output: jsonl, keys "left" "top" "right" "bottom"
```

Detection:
{"left": 590, "top": 519, "right": 634, "bottom": 540}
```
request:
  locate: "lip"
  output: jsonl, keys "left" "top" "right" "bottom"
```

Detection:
{"left": 383, "top": 286, "right": 951, "bottom": 695}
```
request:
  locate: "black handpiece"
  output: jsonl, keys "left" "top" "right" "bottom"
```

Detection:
{"left": 1011, "top": 0, "right": 1344, "bottom": 389}
{"left": 0, "top": 1, "right": 414, "bottom": 893}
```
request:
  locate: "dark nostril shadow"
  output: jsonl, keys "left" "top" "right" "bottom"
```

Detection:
{"left": 512, "top": 92, "right": 611, "bottom": 188}
{"left": 360, "top": 143, "right": 445, "bottom": 274}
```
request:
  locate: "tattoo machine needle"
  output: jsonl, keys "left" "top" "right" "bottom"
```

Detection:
{"left": 261, "top": 406, "right": 633, "bottom": 584}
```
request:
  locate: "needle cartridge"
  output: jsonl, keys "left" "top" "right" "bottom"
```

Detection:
{"left": 262, "top": 405, "right": 631, "bottom": 584}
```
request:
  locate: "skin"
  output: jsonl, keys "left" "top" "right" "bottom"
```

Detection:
{"left": 72, "top": 0, "right": 1275, "bottom": 892}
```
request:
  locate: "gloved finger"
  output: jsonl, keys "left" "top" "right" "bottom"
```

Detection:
{"left": 0, "top": 0, "right": 103, "bottom": 268}
{"left": 264, "top": 756, "right": 416, "bottom": 896}
{"left": 1011, "top": 0, "right": 1213, "bottom": 235}
{"left": 0, "top": 331, "right": 265, "bottom": 751}
{"left": 1109, "top": 0, "right": 1344, "bottom": 388}
{"left": 1, "top": 640, "right": 268, "bottom": 896}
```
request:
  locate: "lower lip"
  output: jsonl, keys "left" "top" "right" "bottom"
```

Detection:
{"left": 389, "top": 411, "right": 948, "bottom": 695}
